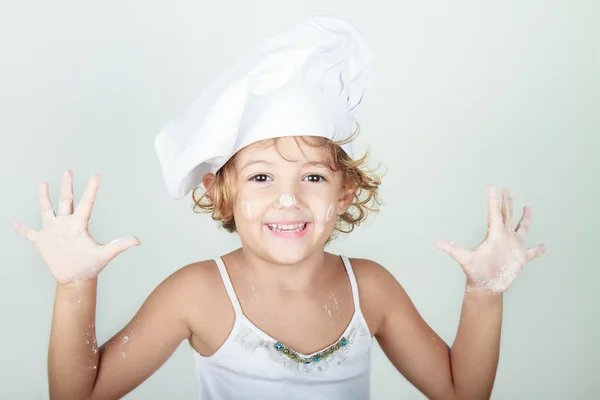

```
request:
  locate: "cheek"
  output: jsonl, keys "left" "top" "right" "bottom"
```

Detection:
{"left": 304, "top": 193, "right": 337, "bottom": 233}
{"left": 237, "top": 187, "right": 277, "bottom": 222}
{"left": 240, "top": 200, "right": 254, "bottom": 220}
{"left": 314, "top": 200, "right": 336, "bottom": 220}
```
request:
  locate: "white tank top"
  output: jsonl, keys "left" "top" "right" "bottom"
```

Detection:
{"left": 191, "top": 256, "right": 373, "bottom": 400}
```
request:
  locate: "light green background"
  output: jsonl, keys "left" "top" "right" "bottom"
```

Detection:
{"left": 2, "top": 1, "right": 598, "bottom": 399}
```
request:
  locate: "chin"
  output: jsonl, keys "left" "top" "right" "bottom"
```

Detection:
{"left": 263, "top": 241, "right": 332, "bottom": 267}
{"left": 262, "top": 245, "right": 314, "bottom": 265}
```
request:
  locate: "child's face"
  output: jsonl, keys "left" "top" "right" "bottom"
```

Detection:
{"left": 231, "top": 137, "right": 352, "bottom": 264}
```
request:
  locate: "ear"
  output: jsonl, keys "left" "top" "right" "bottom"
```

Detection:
{"left": 336, "top": 183, "right": 356, "bottom": 215}
{"left": 201, "top": 173, "right": 217, "bottom": 200}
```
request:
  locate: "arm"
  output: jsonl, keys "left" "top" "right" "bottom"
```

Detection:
{"left": 49, "top": 268, "right": 193, "bottom": 400}
{"left": 450, "top": 290, "right": 503, "bottom": 399}
{"left": 370, "top": 185, "right": 546, "bottom": 399}
{"left": 12, "top": 171, "right": 197, "bottom": 400}
{"left": 372, "top": 267, "right": 502, "bottom": 400}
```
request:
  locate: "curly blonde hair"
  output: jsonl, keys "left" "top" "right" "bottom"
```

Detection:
{"left": 192, "top": 126, "right": 383, "bottom": 236}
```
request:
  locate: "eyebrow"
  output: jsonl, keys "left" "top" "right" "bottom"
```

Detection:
{"left": 305, "top": 161, "right": 332, "bottom": 169}
{"left": 240, "top": 160, "right": 273, "bottom": 171}
{"left": 240, "top": 159, "right": 332, "bottom": 171}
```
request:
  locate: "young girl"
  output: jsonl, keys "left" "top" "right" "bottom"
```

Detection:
{"left": 13, "top": 16, "right": 546, "bottom": 400}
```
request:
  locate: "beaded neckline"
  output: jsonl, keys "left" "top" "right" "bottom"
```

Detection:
{"left": 237, "top": 312, "right": 358, "bottom": 359}
{"left": 274, "top": 336, "right": 348, "bottom": 364}
{"left": 228, "top": 319, "right": 372, "bottom": 376}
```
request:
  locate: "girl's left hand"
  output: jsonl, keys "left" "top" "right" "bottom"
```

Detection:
{"left": 434, "top": 185, "right": 547, "bottom": 295}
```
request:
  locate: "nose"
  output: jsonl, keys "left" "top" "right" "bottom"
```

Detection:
{"left": 273, "top": 179, "right": 300, "bottom": 209}
{"left": 278, "top": 193, "right": 296, "bottom": 207}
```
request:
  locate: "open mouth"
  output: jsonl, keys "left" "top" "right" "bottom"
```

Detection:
{"left": 266, "top": 222, "right": 307, "bottom": 233}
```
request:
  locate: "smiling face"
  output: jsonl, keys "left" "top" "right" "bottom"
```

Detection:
{"left": 230, "top": 136, "right": 354, "bottom": 265}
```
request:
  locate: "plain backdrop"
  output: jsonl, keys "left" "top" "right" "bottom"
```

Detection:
{"left": 1, "top": 1, "right": 598, "bottom": 399}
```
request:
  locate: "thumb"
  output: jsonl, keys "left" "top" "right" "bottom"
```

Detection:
{"left": 526, "top": 243, "right": 547, "bottom": 262}
{"left": 433, "top": 240, "right": 471, "bottom": 267}
{"left": 100, "top": 236, "right": 140, "bottom": 263}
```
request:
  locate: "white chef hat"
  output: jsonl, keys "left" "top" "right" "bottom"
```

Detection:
{"left": 155, "top": 15, "right": 372, "bottom": 199}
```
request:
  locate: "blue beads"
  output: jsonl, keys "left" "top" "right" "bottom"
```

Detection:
{"left": 273, "top": 336, "right": 349, "bottom": 364}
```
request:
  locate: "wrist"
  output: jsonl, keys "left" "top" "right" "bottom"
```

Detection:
{"left": 57, "top": 278, "right": 97, "bottom": 292}
{"left": 464, "top": 284, "right": 504, "bottom": 304}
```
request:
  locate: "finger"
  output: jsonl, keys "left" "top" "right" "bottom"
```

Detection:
{"left": 13, "top": 220, "right": 37, "bottom": 243}
{"left": 526, "top": 243, "right": 546, "bottom": 262}
{"left": 100, "top": 237, "right": 140, "bottom": 263}
{"left": 74, "top": 174, "right": 101, "bottom": 221}
{"left": 433, "top": 240, "right": 472, "bottom": 266}
{"left": 515, "top": 206, "right": 532, "bottom": 239}
{"left": 58, "top": 170, "right": 74, "bottom": 216}
{"left": 38, "top": 182, "right": 56, "bottom": 224}
{"left": 487, "top": 185, "right": 503, "bottom": 230}
{"left": 501, "top": 188, "right": 514, "bottom": 229}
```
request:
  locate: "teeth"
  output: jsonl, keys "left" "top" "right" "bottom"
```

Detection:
{"left": 267, "top": 223, "right": 306, "bottom": 232}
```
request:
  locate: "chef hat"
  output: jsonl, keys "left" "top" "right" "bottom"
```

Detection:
{"left": 155, "top": 15, "right": 372, "bottom": 199}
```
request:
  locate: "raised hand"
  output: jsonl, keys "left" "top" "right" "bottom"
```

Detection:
{"left": 13, "top": 170, "right": 140, "bottom": 285}
{"left": 434, "top": 185, "right": 546, "bottom": 294}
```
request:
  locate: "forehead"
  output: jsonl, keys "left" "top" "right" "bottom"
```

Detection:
{"left": 235, "top": 136, "right": 332, "bottom": 164}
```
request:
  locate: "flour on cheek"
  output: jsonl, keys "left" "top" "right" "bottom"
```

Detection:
{"left": 241, "top": 200, "right": 254, "bottom": 220}
{"left": 314, "top": 202, "right": 336, "bottom": 233}
{"left": 239, "top": 196, "right": 272, "bottom": 223}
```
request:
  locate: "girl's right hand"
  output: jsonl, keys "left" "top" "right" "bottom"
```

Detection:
{"left": 13, "top": 170, "right": 140, "bottom": 286}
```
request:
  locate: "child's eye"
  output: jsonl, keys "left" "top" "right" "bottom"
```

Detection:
{"left": 303, "top": 174, "right": 326, "bottom": 183}
{"left": 250, "top": 174, "right": 272, "bottom": 182}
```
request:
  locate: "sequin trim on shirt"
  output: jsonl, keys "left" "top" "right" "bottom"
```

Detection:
{"left": 233, "top": 321, "right": 370, "bottom": 375}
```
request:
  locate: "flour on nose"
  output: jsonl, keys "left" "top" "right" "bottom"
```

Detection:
{"left": 279, "top": 193, "right": 296, "bottom": 207}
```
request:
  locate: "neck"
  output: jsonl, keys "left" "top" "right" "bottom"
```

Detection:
{"left": 232, "top": 247, "right": 330, "bottom": 291}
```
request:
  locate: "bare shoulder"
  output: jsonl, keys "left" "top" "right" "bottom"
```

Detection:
{"left": 121, "top": 258, "right": 224, "bottom": 327}
{"left": 347, "top": 257, "right": 413, "bottom": 336}
{"left": 165, "top": 259, "right": 224, "bottom": 310}
{"left": 347, "top": 257, "right": 401, "bottom": 291}
{"left": 171, "top": 258, "right": 221, "bottom": 285}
